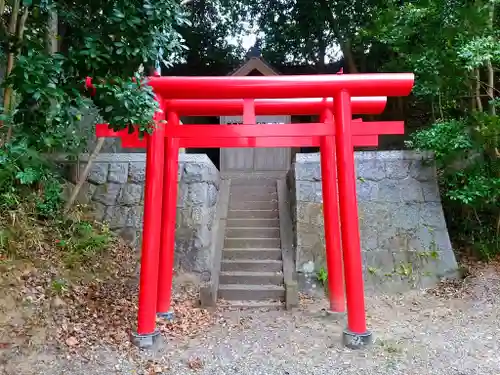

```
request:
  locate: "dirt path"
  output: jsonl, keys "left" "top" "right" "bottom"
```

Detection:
{"left": 2, "top": 264, "right": 500, "bottom": 375}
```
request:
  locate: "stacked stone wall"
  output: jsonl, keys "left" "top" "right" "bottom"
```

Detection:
{"left": 64, "top": 153, "right": 219, "bottom": 277}
{"left": 288, "top": 151, "right": 458, "bottom": 291}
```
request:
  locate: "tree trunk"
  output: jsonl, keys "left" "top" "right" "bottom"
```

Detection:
{"left": 4, "top": 4, "right": 28, "bottom": 144}
{"left": 47, "top": 10, "right": 58, "bottom": 54}
{"left": 486, "top": 60, "right": 495, "bottom": 116}
{"left": 486, "top": 2, "right": 496, "bottom": 115}
{"left": 342, "top": 40, "right": 358, "bottom": 73}
{"left": 1, "top": 0, "right": 21, "bottom": 144}
{"left": 317, "top": 30, "right": 326, "bottom": 73}
{"left": 475, "top": 68, "right": 483, "bottom": 112}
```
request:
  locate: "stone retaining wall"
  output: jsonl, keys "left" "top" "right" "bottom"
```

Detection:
{"left": 64, "top": 153, "right": 219, "bottom": 278}
{"left": 288, "top": 151, "right": 459, "bottom": 291}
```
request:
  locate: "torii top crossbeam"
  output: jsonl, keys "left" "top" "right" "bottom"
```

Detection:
{"left": 148, "top": 73, "right": 414, "bottom": 99}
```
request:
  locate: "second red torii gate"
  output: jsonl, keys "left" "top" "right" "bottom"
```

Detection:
{"left": 95, "top": 73, "right": 414, "bottom": 350}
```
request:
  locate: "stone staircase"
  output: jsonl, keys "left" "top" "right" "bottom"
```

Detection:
{"left": 217, "top": 178, "right": 285, "bottom": 308}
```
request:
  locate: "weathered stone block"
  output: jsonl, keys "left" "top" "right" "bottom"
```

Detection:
{"left": 409, "top": 158, "right": 436, "bottom": 181}
{"left": 296, "top": 229, "right": 322, "bottom": 249}
{"left": 296, "top": 181, "right": 322, "bottom": 203}
{"left": 390, "top": 202, "right": 421, "bottom": 230}
{"left": 295, "top": 222, "right": 324, "bottom": 272}
{"left": 435, "top": 248, "right": 460, "bottom": 278}
{"left": 87, "top": 163, "right": 109, "bottom": 185}
{"left": 419, "top": 202, "right": 447, "bottom": 229}
{"left": 129, "top": 162, "right": 146, "bottom": 183}
{"left": 422, "top": 180, "right": 442, "bottom": 202}
{"left": 177, "top": 183, "right": 188, "bottom": 208}
{"left": 296, "top": 243, "right": 325, "bottom": 273}
{"left": 177, "top": 162, "right": 184, "bottom": 182}
{"left": 363, "top": 250, "right": 396, "bottom": 274}
{"left": 295, "top": 160, "right": 321, "bottom": 181}
{"left": 193, "top": 225, "right": 212, "bottom": 251}
{"left": 358, "top": 201, "right": 392, "bottom": 229}
{"left": 360, "top": 226, "right": 378, "bottom": 251}
{"left": 377, "top": 178, "right": 424, "bottom": 202}
{"left": 356, "top": 159, "right": 386, "bottom": 181}
{"left": 93, "top": 183, "right": 121, "bottom": 205}
{"left": 356, "top": 179, "right": 379, "bottom": 201}
{"left": 384, "top": 159, "right": 411, "bottom": 180}
{"left": 108, "top": 163, "right": 129, "bottom": 184}
{"left": 207, "top": 183, "right": 218, "bottom": 207}
{"left": 205, "top": 205, "right": 217, "bottom": 230}
{"left": 178, "top": 206, "right": 208, "bottom": 227}
{"left": 408, "top": 226, "right": 452, "bottom": 253}
{"left": 182, "top": 155, "right": 219, "bottom": 184}
{"left": 187, "top": 183, "right": 209, "bottom": 206}
{"left": 118, "top": 184, "right": 143, "bottom": 205}
{"left": 105, "top": 205, "right": 130, "bottom": 229}
{"left": 127, "top": 206, "right": 144, "bottom": 228}
{"left": 295, "top": 201, "right": 323, "bottom": 226}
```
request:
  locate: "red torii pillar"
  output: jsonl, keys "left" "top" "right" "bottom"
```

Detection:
{"left": 96, "top": 100, "right": 396, "bottom": 325}
{"left": 96, "top": 73, "right": 414, "bottom": 350}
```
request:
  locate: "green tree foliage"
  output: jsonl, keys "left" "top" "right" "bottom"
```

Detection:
{"left": 374, "top": 0, "right": 500, "bottom": 257}
{"left": 229, "top": 0, "right": 499, "bottom": 257}
{"left": 224, "top": 0, "right": 387, "bottom": 71}
{"left": 180, "top": 0, "right": 244, "bottom": 70}
{"left": 0, "top": 0, "right": 189, "bottom": 218}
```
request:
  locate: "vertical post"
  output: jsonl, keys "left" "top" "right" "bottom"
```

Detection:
{"left": 319, "top": 105, "right": 345, "bottom": 313}
{"left": 243, "top": 99, "right": 255, "bottom": 124}
{"left": 333, "top": 90, "right": 372, "bottom": 349}
{"left": 132, "top": 96, "right": 166, "bottom": 348}
{"left": 157, "top": 111, "right": 180, "bottom": 319}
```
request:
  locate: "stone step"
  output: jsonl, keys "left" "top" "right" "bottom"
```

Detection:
{"left": 224, "top": 237, "right": 281, "bottom": 249}
{"left": 220, "top": 259, "right": 283, "bottom": 272}
{"left": 229, "top": 200, "right": 278, "bottom": 210}
{"left": 226, "top": 218, "right": 280, "bottom": 228}
{"left": 219, "top": 271, "right": 284, "bottom": 285}
{"left": 229, "top": 178, "right": 278, "bottom": 186}
{"left": 229, "top": 191, "right": 278, "bottom": 202}
{"left": 222, "top": 248, "right": 282, "bottom": 260}
{"left": 230, "top": 185, "right": 277, "bottom": 194}
{"left": 218, "top": 300, "right": 285, "bottom": 310}
{"left": 218, "top": 284, "right": 285, "bottom": 301}
{"left": 228, "top": 209, "right": 279, "bottom": 219}
{"left": 225, "top": 227, "right": 280, "bottom": 239}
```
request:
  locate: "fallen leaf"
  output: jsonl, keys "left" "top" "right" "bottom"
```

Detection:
{"left": 65, "top": 336, "right": 79, "bottom": 347}
{"left": 187, "top": 357, "right": 204, "bottom": 370}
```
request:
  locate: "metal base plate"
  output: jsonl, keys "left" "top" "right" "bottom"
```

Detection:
{"left": 130, "top": 330, "right": 161, "bottom": 349}
{"left": 342, "top": 329, "right": 373, "bottom": 349}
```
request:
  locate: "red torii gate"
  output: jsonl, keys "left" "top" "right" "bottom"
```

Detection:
{"left": 95, "top": 72, "right": 414, "bottom": 349}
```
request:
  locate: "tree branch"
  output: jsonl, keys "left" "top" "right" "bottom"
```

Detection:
{"left": 64, "top": 138, "right": 105, "bottom": 212}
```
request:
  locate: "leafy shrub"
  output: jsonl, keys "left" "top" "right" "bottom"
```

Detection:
{"left": 407, "top": 115, "right": 499, "bottom": 259}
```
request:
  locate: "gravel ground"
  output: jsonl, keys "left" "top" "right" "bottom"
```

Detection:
{"left": 3, "top": 266, "right": 500, "bottom": 375}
